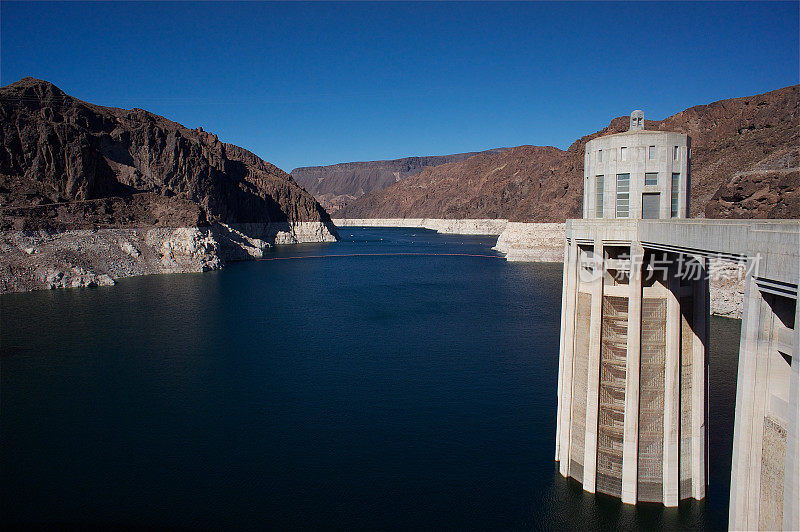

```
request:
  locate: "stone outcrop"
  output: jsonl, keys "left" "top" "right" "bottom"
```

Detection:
{"left": 211, "top": 221, "right": 337, "bottom": 261}
{"left": 336, "top": 145, "right": 574, "bottom": 221}
{"left": 337, "top": 85, "right": 799, "bottom": 221}
{"left": 0, "top": 227, "right": 219, "bottom": 292}
{"left": 0, "top": 192, "right": 209, "bottom": 231}
{"left": 291, "top": 149, "right": 507, "bottom": 213}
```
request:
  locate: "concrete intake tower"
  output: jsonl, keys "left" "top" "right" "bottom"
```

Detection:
{"left": 555, "top": 111, "right": 706, "bottom": 505}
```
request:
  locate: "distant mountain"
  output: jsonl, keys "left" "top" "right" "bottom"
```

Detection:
{"left": 291, "top": 149, "right": 507, "bottom": 213}
{"left": 337, "top": 85, "right": 799, "bottom": 221}
{"left": 0, "top": 77, "right": 336, "bottom": 233}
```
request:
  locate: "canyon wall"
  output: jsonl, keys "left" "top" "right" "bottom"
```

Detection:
{"left": 292, "top": 149, "right": 507, "bottom": 213}
{"left": 1, "top": 226, "right": 219, "bottom": 292}
{"left": 0, "top": 77, "right": 338, "bottom": 229}
{"left": 492, "top": 222, "right": 565, "bottom": 262}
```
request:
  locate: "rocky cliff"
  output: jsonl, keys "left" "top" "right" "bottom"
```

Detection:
{"left": 291, "top": 149, "right": 507, "bottom": 212}
{"left": 337, "top": 85, "right": 799, "bottom": 221}
{"left": 0, "top": 77, "right": 338, "bottom": 292}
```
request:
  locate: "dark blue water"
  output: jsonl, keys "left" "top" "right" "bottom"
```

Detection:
{"left": 1, "top": 227, "right": 739, "bottom": 529}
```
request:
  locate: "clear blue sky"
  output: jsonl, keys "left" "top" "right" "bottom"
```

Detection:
{"left": 2, "top": 1, "right": 798, "bottom": 172}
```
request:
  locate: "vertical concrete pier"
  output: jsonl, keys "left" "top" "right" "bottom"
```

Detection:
{"left": 728, "top": 226, "right": 799, "bottom": 531}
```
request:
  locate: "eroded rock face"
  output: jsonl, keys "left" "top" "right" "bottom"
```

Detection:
{"left": 0, "top": 77, "right": 338, "bottom": 235}
{"left": 337, "top": 85, "right": 799, "bottom": 221}
{"left": 38, "top": 266, "right": 115, "bottom": 290}
{"left": 0, "top": 227, "right": 222, "bottom": 293}
{"left": 492, "top": 222, "right": 565, "bottom": 262}
{"left": 705, "top": 170, "right": 799, "bottom": 219}
{"left": 210, "top": 221, "right": 338, "bottom": 261}
{"left": 145, "top": 227, "right": 220, "bottom": 271}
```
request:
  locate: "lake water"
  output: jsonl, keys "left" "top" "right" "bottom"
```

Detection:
{"left": 1, "top": 227, "right": 740, "bottom": 529}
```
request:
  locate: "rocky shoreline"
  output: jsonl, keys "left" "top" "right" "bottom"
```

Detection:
{"left": 0, "top": 221, "right": 336, "bottom": 293}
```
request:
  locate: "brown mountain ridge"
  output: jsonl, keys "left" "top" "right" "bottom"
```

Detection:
{"left": 291, "top": 148, "right": 507, "bottom": 213}
{"left": 337, "top": 85, "right": 799, "bottom": 221}
{"left": 0, "top": 77, "right": 336, "bottom": 233}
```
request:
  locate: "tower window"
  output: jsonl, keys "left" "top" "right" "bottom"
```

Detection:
{"left": 642, "top": 193, "right": 661, "bottom": 219}
{"left": 616, "top": 173, "right": 630, "bottom": 218}
{"left": 648, "top": 146, "right": 656, "bottom": 159}
{"left": 671, "top": 173, "right": 680, "bottom": 217}
{"left": 645, "top": 172, "right": 658, "bottom": 185}
{"left": 596, "top": 175, "right": 604, "bottom": 217}
{"left": 673, "top": 146, "right": 679, "bottom": 160}
{"left": 620, "top": 147, "right": 627, "bottom": 161}
{"left": 598, "top": 149, "right": 603, "bottom": 162}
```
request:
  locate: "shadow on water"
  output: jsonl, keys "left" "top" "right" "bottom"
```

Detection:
{"left": 0, "top": 228, "right": 742, "bottom": 529}
{"left": 536, "top": 468, "right": 707, "bottom": 530}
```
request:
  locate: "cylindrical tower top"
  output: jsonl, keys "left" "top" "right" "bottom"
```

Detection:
{"left": 583, "top": 112, "right": 691, "bottom": 220}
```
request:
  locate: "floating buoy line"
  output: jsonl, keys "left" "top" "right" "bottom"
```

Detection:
{"left": 254, "top": 252, "right": 505, "bottom": 261}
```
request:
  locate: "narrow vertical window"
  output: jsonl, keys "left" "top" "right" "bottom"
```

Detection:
{"left": 596, "top": 175, "right": 604, "bottom": 217}
{"left": 673, "top": 146, "right": 679, "bottom": 160}
{"left": 648, "top": 146, "right": 656, "bottom": 159}
{"left": 616, "top": 173, "right": 630, "bottom": 218}
{"left": 584, "top": 175, "right": 589, "bottom": 215}
{"left": 620, "top": 147, "right": 627, "bottom": 161}
{"left": 671, "top": 173, "right": 680, "bottom": 217}
{"left": 645, "top": 172, "right": 658, "bottom": 185}
{"left": 598, "top": 149, "right": 603, "bottom": 163}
